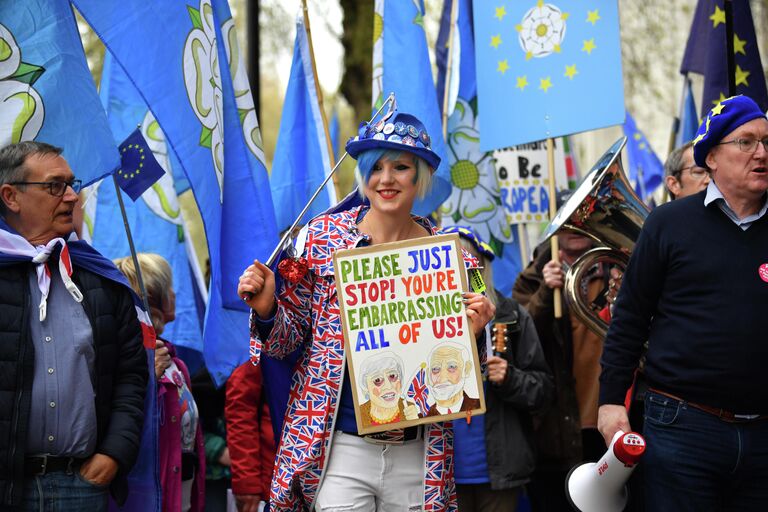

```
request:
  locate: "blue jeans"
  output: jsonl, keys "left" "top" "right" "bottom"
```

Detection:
{"left": 643, "top": 390, "right": 768, "bottom": 511}
{"left": 22, "top": 470, "right": 108, "bottom": 512}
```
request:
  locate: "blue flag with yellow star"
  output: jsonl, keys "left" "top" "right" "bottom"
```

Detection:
{"left": 472, "top": 0, "right": 624, "bottom": 150}
{"left": 116, "top": 128, "right": 166, "bottom": 201}
{"left": 623, "top": 112, "right": 663, "bottom": 202}
{"left": 680, "top": 0, "right": 768, "bottom": 116}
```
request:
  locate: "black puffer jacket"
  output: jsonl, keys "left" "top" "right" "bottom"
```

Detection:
{"left": 483, "top": 293, "right": 553, "bottom": 489}
{"left": 0, "top": 262, "right": 148, "bottom": 508}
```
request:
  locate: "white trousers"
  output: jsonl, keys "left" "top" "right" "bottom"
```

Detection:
{"left": 315, "top": 432, "right": 425, "bottom": 512}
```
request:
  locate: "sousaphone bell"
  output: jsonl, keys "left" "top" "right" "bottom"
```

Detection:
{"left": 540, "top": 137, "right": 650, "bottom": 337}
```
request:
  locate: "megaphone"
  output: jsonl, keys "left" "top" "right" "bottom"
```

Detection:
{"left": 565, "top": 431, "right": 646, "bottom": 512}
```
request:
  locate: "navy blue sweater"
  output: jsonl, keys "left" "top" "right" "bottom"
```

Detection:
{"left": 599, "top": 191, "right": 768, "bottom": 413}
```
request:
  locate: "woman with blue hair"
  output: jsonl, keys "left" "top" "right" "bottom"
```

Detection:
{"left": 238, "top": 109, "right": 495, "bottom": 512}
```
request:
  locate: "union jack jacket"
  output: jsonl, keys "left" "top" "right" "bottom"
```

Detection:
{"left": 249, "top": 206, "right": 482, "bottom": 511}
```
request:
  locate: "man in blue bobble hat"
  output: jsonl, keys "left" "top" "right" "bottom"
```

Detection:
{"left": 597, "top": 95, "right": 768, "bottom": 509}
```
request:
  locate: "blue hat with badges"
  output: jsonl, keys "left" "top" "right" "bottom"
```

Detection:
{"left": 345, "top": 110, "right": 441, "bottom": 170}
{"left": 693, "top": 95, "right": 767, "bottom": 167}
{"left": 439, "top": 225, "right": 496, "bottom": 261}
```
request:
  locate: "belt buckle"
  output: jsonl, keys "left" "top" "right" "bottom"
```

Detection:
{"left": 363, "top": 432, "right": 405, "bottom": 445}
{"left": 362, "top": 433, "right": 404, "bottom": 446}
{"left": 33, "top": 455, "right": 48, "bottom": 476}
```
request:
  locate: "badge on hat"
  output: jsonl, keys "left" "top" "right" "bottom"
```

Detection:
{"left": 345, "top": 109, "right": 442, "bottom": 170}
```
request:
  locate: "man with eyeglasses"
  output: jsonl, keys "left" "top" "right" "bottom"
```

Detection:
{"left": 598, "top": 95, "right": 768, "bottom": 510}
{"left": 663, "top": 140, "right": 711, "bottom": 200}
{"left": 0, "top": 141, "right": 147, "bottom": 511}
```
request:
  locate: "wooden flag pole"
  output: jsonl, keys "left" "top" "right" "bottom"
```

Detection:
{"left": 546, "top": 137, "right": 562, "bottom": 318}
{"left": 517, "top": 223, "right": 529, "bottom": 266}
{"left": 301, "top": 0, "right": 340, "bottom": 200}
{"left": 441, "top": 0, "right": 459, "bottom": 139}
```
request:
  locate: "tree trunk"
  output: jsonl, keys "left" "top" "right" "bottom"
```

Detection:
{"left": 340, "top": 0, "right": 374, "bottom": 123}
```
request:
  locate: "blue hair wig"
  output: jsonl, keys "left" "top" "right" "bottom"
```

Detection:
{"left": 355, "top": 149, "right": 419, "bottom": 184}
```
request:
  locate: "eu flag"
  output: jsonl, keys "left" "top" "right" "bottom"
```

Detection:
{"left": 116, "top": 128, "right": 166, "bottom": 201}
{"left": 0, "top": 0, "right": 119, "bottom": 185}
{"left": 472, "top": 0, "right": 625, "bottom": 150}
{"left": 681, "top": 0, "right": 768, "bottom": 116}
{"left": 623, "top": 112, "right": 663, "bottom": 202}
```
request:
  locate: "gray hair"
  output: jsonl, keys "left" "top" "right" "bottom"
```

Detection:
{"left": 663, "top": 141, "right": 694, "bottom": 179}
{"left": 358, "top": 351, "right": 404, "bottom": 400}
{"left": 0, "top": 142, "right": 63, "bottom": 215}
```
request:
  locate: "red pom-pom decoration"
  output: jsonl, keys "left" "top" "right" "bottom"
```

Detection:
{"left": 278, "top": 257, "right": 309, "bottom": 283}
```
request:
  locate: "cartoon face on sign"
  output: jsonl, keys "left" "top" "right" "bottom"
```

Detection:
{"left": 358, "top": 352, "right": 419, "bottom": 427}
{"left": 425, "top": 342, "right": 479, "bottom": 417}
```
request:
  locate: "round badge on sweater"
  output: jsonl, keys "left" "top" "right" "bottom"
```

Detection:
{"left": 759, "top": 263, "right": 768, "bottom": 283}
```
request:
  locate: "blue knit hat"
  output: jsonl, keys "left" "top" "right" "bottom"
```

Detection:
{"left": 692, "top": 95, "right": 767, "bottom": 167}
{"left": 345, "top": 110, "right": 441, "bottom": 170}
{"left": 439, "top": 225, "right": 495, "bottom": 261}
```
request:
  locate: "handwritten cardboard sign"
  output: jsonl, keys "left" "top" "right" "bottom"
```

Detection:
{"left": 494, "top": 139, "right": 568, "bottom": 224}
{"left": 333, "top": 233, "right": 485, "bottom": 435}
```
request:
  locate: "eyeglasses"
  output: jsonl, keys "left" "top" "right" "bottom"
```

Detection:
{"left": 10, "top": 179, "right": 82, "bottom": 196}
{"left": 716, "top": 137, "right": 768, "bottom": 154}
{"left": 674, "top": 166, "right": 710, "bottom": 180}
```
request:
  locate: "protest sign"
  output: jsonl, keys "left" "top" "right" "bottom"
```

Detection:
{"left": 494, "top": 139, "right": 569, "bottom": 224}
{"left": 334, "top": 234, "right": 485, "bottom": 434}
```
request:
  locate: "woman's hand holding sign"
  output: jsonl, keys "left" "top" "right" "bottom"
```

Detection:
{"left": 463, "top": 292, "right": 495, "bottom": 337}
{"left": 238, "top": 260, "right": 277, "bottom": 319}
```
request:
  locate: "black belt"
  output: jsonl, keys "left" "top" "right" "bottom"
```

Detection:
{"left": 340, "top": 426, "right": 422, "bottom": 444}
{"left": 24, "top": 456, "right": 86, "bottom": 476}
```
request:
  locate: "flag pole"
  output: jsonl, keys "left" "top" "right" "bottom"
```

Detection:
{"left": 517, "top": 224, "right": 529, "bottom": 265}
{"left": 546, "top": 137, "right": 562, "bottom": 318}
{"left": 441, "top": 0, "right": 459, "bottom": 139}
{"left": 112, "top": 173, "right": 153, "bottom": 317}
{"left": 301, "top": 0, "right": 340, "bottom": 198}
{"left": 265, "top": 93, "right": 397, "bottom": 267}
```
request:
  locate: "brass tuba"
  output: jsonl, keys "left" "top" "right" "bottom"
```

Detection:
{"left": 540, "top": 137, "right": 650, "bottom": 337}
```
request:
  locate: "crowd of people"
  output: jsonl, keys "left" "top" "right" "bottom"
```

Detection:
{"left": 1, "top": 94, "right": 766, "bottom": 512}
